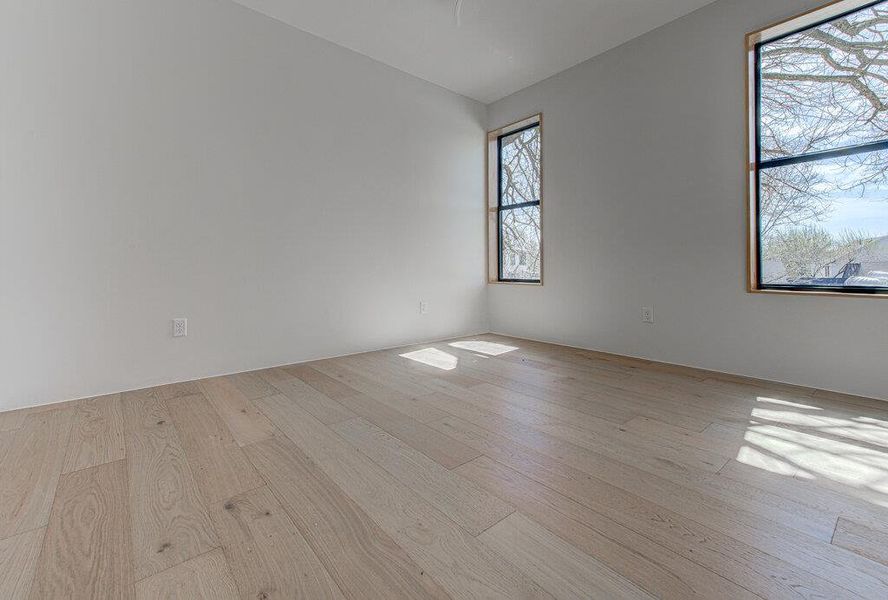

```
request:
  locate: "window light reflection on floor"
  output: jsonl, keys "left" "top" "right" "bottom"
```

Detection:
{"left": 399, "top": 348, "right": 459, "bottom": 370}
{"left": 734, "top": 396, "right": 888, "bottom": 508}
{"left": 448, "top": 340, "right": 518, "bottom": 356}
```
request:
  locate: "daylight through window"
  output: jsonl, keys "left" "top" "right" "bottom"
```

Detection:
{"left": 751, "top": 0, "right": 888, "bottom": 294}
{"left": 493, "top": 119, "right": 542, "bottom": 283}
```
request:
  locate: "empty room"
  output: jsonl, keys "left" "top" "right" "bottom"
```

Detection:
{"left": 2, "top": 0, "right": 888, "bottom": 598}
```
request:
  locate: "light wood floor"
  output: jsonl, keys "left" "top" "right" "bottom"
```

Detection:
{"left": 2, "top": 334, "right": 888, "bottom": 599}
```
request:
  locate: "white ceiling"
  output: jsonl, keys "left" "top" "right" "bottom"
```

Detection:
{"left": 230, "top": 0, "right": 718, "bottom": 104}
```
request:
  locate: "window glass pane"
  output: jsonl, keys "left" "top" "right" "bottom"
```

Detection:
{"left": 759, "top": 1, "right": 888, "bottom": 159}
{"left": 501, "top": 205, "right": 541, "bottom": 281}
{"left": 500, "top": 126, "right": 540, "bottom": 206}
{"left": 759, "top": 150, "right": 888, "bottom": 287}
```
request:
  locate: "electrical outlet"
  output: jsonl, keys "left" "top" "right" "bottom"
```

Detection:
{"left": 172, "top": 318, "right": 188, "bottom": 337}
{"left": 641, "top": 307, "right": 654, "bottom": 324}
{"left": 420, "top": 301, "right": 429, "bottom": 315}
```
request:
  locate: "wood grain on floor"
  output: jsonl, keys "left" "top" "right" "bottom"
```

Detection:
{"left": 0, "top": 333, "right": 887, "bottom": 599}
{"left": 62, "top": 393, "right": 126, "bottom": 474}
{"left": 208, "top": 485, "right": 345, "bottom": 600}
{"left": 0, "top": 528, "right": 44, "bottom": 600}
{"left": 0, "top": 409, "right": 73, "bottom": 539}
{"left": 29, "top": 460, "right": 134, "bottom": 599}
{"left": 121, "top": 390, "right": 218, "bottom": 581}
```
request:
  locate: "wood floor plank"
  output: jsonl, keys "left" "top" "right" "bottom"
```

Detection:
{"left": 255, "top": 394, "right": 552, "bottom": 600}
{"left": 743, "top": 422, "right": 888, "bottom": 495}
{"left": 457, "top": 456, "right": 757, "bottom": 600}
{"left": 623, "top": 416, "right": 739, "bottom": 458}
{"left": 712, "top": 424, "right": 888, "bottom": 509}
{"left": 525, "top": 416, "right": 888, "bottom": 597}
{"left": 336, "top": 353, "right": 439, "bottom": 398}
{"left": 0, "top": 409, "right": 73, "bottom": 539}
{"left": 165, "top": 394, "right": 264, "bottom": 503}
{"left": 718, "top": 458, "right": 888, "bottom": 529}
{"left": 0, "top": 528, "right": 44, "bottom": 600}
{"left": 614, "top": 421, "right": 840, "bottom": 542}
{"left": 421, "top": 389, "right": 725, "bottom": 489}
{"left": 365, "top": 350, "right": 640, "bottom": 427}
{"left": 249, "top": 366, "right": 294, "bottom": 385}
{"left": 331, "top": 417, "right": 514, "bottom": 536}
{"left": 480, "top": 512, "right": 655, "bottom": 600}
{"left": 452, "top": 382, "right": 727, "bottom": 473}
{"left": 244, "top": 436, "right": 450, "bottom": 600}
{"left": 284, "top": 364, "right": 361, "bottom": 400}
{"left": 0, "top": 410, "right": 29, "bottom": 433}
{"left": 226, "top": 372, "right": 279, "bottom": 400}
{"left": 444, "top": 357, "right": 701, "bottom": 430}
{"left": 431, "top": 415, "right": 865, "bottom": 600}
{"left": 360, "top": 350, "right": 489, "bottom": 394}
{"left": 62, "top": 394, "right": 126, "bottom": 474}
{"left": 266, "top": 376, "right": 356, "bottom": 425}
{"left": 811, "top": 388, "right": 888, "bottom": 413}
{"left": 462, "top": 372, "right": 637, "bottom": 426}
{"left": 441, "top": 346, "right": 712, "bottom": 431}
{"left": 374, "top": 344, "right": 487, "bottom": 388}
{"left": 121, "top": 391, "right": 218, "bottom": 580}
{"left": 833, "top": 517, "right": 888, "bottom": 567}
{"left": 197, "top": 377, "right": 276, "bottom": 447}
{"left": 739, "top": 408, "right": 888, "bottom": 451}
{"left": 0, "top": 402, "right": 67, "bottom": 433}
{"left": 135, "top": 548, "right": 239, "bottom": 600}
{"left": 332, "top": 392, "right": 481, "bottom": 468}
{"left": 3, "top": 334, "right": 887, "bottom": 599}
{"left": 142, "top": 381, "right": 202, "bottom": 401}
{"left": 30, "top": 460, "right": 133, "bottom": 599}
{"left": 209, "top": 485, "right": 345, "bottom": 600}
{"left": 438, "top": 391, "right": 855, "bottom": 545}
{"left": 310, "top": 361, "right": 450, "bottom": 423}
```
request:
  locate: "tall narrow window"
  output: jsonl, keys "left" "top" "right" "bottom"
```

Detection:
{"left": 488, "top": 115, "right": 542, "bottom": 283}
{"left": 748, "top": 0, "right": 888, "bottom": 295}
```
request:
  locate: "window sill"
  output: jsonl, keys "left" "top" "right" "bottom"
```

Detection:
{"left": 748, "top": 287, "right": 888, "bottom": 299}
{"left": 488, "top": 280, "right": 543, "bottom": 286}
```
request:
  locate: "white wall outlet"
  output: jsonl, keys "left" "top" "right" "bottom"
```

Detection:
{"left": 172, "top": 318, "right": 188, "bottom": 337}
{"left": 641, "top": 307, "right": 654, "bottom": 324}
{"left": 420, "top": 301, "right": 429, "bottom": 315}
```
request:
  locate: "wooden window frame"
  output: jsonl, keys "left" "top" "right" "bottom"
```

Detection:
{"left": 487, "top": 114, "right": 544, "bottom": 285}
{"left": 746, "top": 0, "right": 888, "bottom": 298}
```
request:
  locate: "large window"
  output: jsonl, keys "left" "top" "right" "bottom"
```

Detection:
{"left": 749, "top": 0, "right": 888, "bottom": 295}
{"left": 488, "top": 115, "right": 542, "bottom": 283}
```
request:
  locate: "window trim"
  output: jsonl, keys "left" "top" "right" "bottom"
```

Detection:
{"left": 487, "top": 114, "right": 543, "bottom": 285}
{"left": 746, "top": 0, "right": 888, "bottom": 298}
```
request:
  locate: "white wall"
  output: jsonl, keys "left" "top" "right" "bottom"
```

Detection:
{"left": 487, "top": 0, "right": 888, "bottom": 401}
{"left": 0, "top": 0, "right": 487, "bottom": 411}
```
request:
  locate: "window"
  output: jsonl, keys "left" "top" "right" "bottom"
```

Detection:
{"left": 488, "top": 115, "right": 542, "bottom": 283}
{"left": 748, "top": 0, "right": 888, "bottom": 295}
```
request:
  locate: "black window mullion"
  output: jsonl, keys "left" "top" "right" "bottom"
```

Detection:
{"left": 499, "top": 200, "right": 540, "bottom": 212}
{"left": 759, "top": 139, "right": 888, "bottom": 170}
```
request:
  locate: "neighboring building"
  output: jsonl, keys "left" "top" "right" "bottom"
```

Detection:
{"left": 762, "top": 235, "right": 888, "bottom": 287}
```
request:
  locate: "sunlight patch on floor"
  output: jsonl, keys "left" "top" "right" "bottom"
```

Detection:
{"left": 750, "top": 407, "right": 888, "bottom": 447}
{"left": 399, "top": 348, "right": 459, "bottom": 371}
{"left": 732, "top": 398, "right": 888, "bottom": 507}
{"left": 737, "top": 419, "right": 888, "bottom": 504}
{"left": 735, "top": 445, "right": 801, "bottom": 476}
{"left": 755, "top": 396, "right": 822, "bottom": 410}
{"left": 448, "top": 340, "right": 518, "bottom": 356}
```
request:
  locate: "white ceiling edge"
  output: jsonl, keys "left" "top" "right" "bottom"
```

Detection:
{"left": 228, "top": 1, "right": 720, "bottom": 104}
